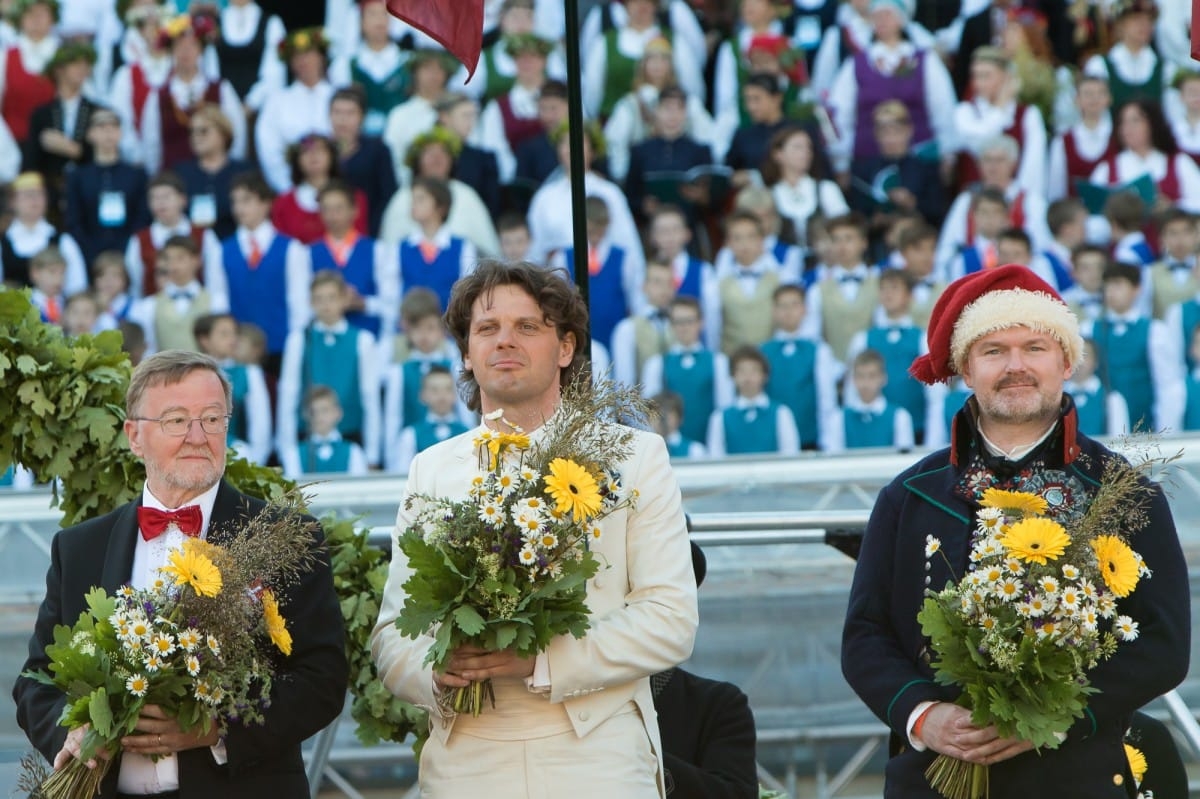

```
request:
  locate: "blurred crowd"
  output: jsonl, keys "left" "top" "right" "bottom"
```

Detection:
{"left": 3, "top": 0, "right": 1200, "bottom": 483}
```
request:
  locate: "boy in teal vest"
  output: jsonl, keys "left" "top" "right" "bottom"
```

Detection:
{"left": 277, "top": 269, "right": 381, "bottom": 467}
{"left": 390, "top": 364, "right": 471, "bottom": 473}
{"left": 707, "top": 346, "right": 800, "bottom": 456}
{"left": 611, "top": 259, "right": 676, "bottom": 387}
{"left": 1083, "top": 262, "right": 1183, "bottom": 432}
{"left": 382, "top": 287, "right": 469, "bottom": 456}
{"left": 760, "top": 283, "right": 838, "bottom": 450}
{"left": 640, "top": 296, "right": 733, "bottom": 447}
{"left": 649, "top": 390, "right": 706, "bottom": 459}
{"left": 280, "top": 385, "right": 369, "bottom": 477}
{"left": 822, "top": 348, "right": 914, "bottom": 453}
{"left": 195, "top": 312, "right": 273, "bottom": 464}
{"left": 1066, "top": 338, "right": 1130, "bottom": 437}
{"left": 1184, "top": 322, "right": 1200, "bottom": 431}
{"left": 845, "top": 268, "right": 931, "bottom": 444}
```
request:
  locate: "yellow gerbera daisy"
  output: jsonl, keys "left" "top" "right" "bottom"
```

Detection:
{"left": 980, "top": 489, "right": 1049, "bottom": 516}
{"left": 1091, "top": 535, "right": 1140, "bottom": 597}
{"left": 544, "top": 458, "right": 602, "bottom": 521}
{"left": 159, "top": 542, "right": 222, "bottom": 597}
{"left": 261, "top": 590, "right": 292, "bottom": 656}
{"left": 1125, "top": 743, "right": 1147, "bottom": 784}
{"left": 998, "top": 517, "right": 1070, "bottom": 565}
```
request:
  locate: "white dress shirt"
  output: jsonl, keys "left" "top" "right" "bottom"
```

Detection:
{"left": 771, "top": 176, "right": 849, "bottom": 248}
{"left": 935, "top": 184, "right": 1052, "bottom": 274}
{"left": 1084, "top": 43, "right": 1171, "bottom": 93}
{"left": 379, "top": 181, "right": 501, "bottom": 258}
{"left": 952, "top": 98, "right": 1047, "bottom": 197}
{"left": 118, "top": 481, "right": 222, "bottom": 794}
{"left": 820, "top": 394, "right": 914, "bottom": 453}
{"left": 6, "top": 219, "right": 88, "bottom": 294}
{"left": 254, "top": 80, "right": 335, "bottom": 192}
{"left": 125, "top": 221, "right": 225, "bottom": 299}
{"left": 382, "top": 95, "right": 438, "bottom": 188}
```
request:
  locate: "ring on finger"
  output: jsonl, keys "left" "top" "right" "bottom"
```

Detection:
{"left": 157, "top": 734, "right": 163, "bottom": 747}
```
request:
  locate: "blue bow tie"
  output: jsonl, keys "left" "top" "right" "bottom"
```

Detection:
{"left": 1169, "top": 261, "right": 1191, "bottom": 272}
{"left": 168, "top": 289, "right": 194, "bottom": 301}
{"left": 839, "top": 274, "right": 863, "bottom": 284}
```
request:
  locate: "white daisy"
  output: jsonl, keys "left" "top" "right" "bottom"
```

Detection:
{"left": 518, "top": 547, "right": 537, "bottom": 566}
{"left": 126, "top": 673, "right": 149, "bottom": 697}
{"left": 1115, "top": 615, "right": 1140, "bottom": 641}
{"left": 924, "top": 535, "right": 941, "bottom": 558}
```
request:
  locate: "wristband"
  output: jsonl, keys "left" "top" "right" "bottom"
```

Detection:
{"left": 912, "top": 703, "right": 936, "bottom": 743}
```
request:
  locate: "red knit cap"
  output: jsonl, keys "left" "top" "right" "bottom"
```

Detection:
{"left": 909, "top": 264, "right": 1083, "bottom": 385}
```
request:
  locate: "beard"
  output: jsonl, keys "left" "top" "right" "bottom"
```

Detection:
{"left": 976, "top": 374, "right": 1062, "bottom": 427}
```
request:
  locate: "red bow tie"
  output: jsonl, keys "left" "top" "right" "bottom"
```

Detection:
{"left": 138, "top": 505, "right": 203, "bottom": 541}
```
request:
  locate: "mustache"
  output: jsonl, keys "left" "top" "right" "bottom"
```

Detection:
{"left": 996, "top": 374, "right": 1038, "bottom": 389}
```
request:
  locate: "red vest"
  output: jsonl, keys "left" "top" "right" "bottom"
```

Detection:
{"left": 1063, "top": 128, "right": 1116, "bottom": 197}
{"left": 497, "top": 93, "right": 544, "bottom": 153}
{"left": 131, "top": 62, "right": 152, "bottom": 132}
{"left": 158, "top": 78, "right": 221, "bottom": 171}
{"left": 137, "top": 225, "right": 206, "bottom": 296}
{"left": 2, "top": 47, "right": 54, "bottom": 143}
{"left": 1102, "top": 151, "right": 1181, "bottom": 201}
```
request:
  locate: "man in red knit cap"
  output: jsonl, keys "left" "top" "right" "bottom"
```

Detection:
{"left": 841, "top": 264, "right": 1190, "bottom": 798}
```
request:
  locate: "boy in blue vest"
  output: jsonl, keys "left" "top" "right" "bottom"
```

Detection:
{"left": 760, "top": 283, "right": 839, "bottom": 451}
{"left": 1066, "top": 337, "right": 1130, "bottom": 437}
{"left": 551, "top": 195, "right": 636, "bottom": 351}
{"left": 995, "top": 227, "right": 1061, "bottom": 295}
{"left": 194, "top": 312, "right": 273, "bottom": 464}
{"left": 1041, "top": 198, "right": 1086, "bottom": 291}
{"left": 649, "top": 390, "right": 706, "bottom": 459}
{"left": 280, "top": 385, "right": 369, "bottom": 477}
{"left": 382, "top": 287, "right": 469, "bottom": 456}
{"left": 277, "top": 269, "right": 381, "bottom": 468}
{"left": 310, "top": 179, "right": 398, "bottom": 337}
{"left": 822, "top": 348, "right": 915, "bottom": 453}
{"left": 948, "top": 188, "right": 1008, "bottom": 280}
{"left": 28, "top": 246, "right": 68, "bottom": 327}
{"left": 640, "top": 296, "right": 733, "bottom": 448}
{"left": 218, "top": 170, "right": 311, "bottom": 377}
{"left": 1105, "top": 191, "right": 1155, "bottom": 267}
{"left": 706, "top": 345, "right": 800, "bottom": 457}
{"left": 649, "top": 203, "right": 717, "bottom": 311}
{"left": 389, "top": 364, "right": 471, "bottom": 473}
{"left": 845, "top": 268, "right": 931, "bottom": 444}
{"left": 1082, "top": 262, "right": 1183, "bottom": 432}
{"left": 399, "top": 176, "right": 478, "bottom": 313}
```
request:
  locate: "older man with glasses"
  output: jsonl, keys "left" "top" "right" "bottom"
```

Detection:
{"left": 14, "top": 349, "right": 347, "bottom": 799}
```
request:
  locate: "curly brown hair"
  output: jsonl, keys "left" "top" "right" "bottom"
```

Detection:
{"left": 443, "top": 259, "right": 591, "bottom": 412}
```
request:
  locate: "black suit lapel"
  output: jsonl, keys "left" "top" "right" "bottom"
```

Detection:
{"left": 100, "top": 501, "right": 141, "bottom": 591}
{"left": 206, "top": 479, "right": 263, "bottom": 547}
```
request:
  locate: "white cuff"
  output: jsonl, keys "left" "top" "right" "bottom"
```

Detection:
{"left": 524, "top": 652, "right": 551, "bottom": 694}
{"left": 907, "top": 700, "right": 938, "bottom": 751}
{"left": 210, "top": 738, "right": 228, "bottom": 765}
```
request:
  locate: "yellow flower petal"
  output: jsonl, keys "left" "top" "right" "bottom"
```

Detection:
{"left": 261, "top": 589, "right": 292, "bottom": 656}
{"left": 1092, "top": 535, "right": 1140, "bottom": 598}
{"left": 979, "top": 489, "right": 1049, "bottom": 516}
{"left": 543, "top": 458, "right": 602, "bottom": 521}
{"left": 1125, "top": 743, "right": 1147, "bottom": 784}
{"left": 998, "top": 517, "right": 1070, "bottom": 565}
{"left": 159, "top": 541, "right": 222, "bottom": 597}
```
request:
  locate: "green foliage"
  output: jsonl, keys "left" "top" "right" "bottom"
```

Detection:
{"left": 0, "top": 289, "right": 142, "bottom": 524}
{"left": 324, "top": 513, "right": 427, "bottom": 747}
{"left": 918, "top": 593, "right": 1094, "bottom": 749}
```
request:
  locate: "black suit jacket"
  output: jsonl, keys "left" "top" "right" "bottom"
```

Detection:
{"left": 340, "top": 136, "right": 399, "bottom": 238}
{"left": 654, "top": 668, "right": 759, "bottom": 799}
{"left": 23, "top": 97, "right": 100, "bottom": 213}
{"left": 13, "top": 480, "right": 348, "bottom": 799}
{"left": 850, "top": 153, "right": 947, "bottom": 226}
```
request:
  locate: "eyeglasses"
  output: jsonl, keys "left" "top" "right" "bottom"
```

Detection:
{"left": 131, "top": 413, "right": 231, "bottom": 436}
{"left": 189, "top": 126, "right": 211, "bottom": 136}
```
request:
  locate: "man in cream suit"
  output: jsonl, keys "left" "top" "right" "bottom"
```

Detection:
{"left": 370, "top": 260, "right": 699, "bottom": 798}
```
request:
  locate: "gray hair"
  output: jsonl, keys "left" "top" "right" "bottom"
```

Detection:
{"left": 978, "top": 134, "right": 1019, "bottom": 163}
{"left": 126, "top": 350, "right": 232, "bottom": 418}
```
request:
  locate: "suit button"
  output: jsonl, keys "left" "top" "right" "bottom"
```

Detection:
{"left": 1113, "top": 774, "right": 1124, "bottom": 786}
{"left": 578, "top": 710, "right": 590, "bottom": 722}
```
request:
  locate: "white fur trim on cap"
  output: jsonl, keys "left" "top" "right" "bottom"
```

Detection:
{"left": 949, "top": 287, "right": 1084, "bottom": 373}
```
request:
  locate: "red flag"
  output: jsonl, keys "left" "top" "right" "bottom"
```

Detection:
{"left": 1194, "top": 0, "right": 1200, "bottom": 61}
{"left": 387, "top": 0, "right": 484, "bottom": 78}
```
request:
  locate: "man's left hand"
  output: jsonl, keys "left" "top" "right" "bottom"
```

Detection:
{"left": 119, "top": 704, "right": 220, "bottom": 756}
{"left": 446, "top": 646, "right": 535, "bottom": 682}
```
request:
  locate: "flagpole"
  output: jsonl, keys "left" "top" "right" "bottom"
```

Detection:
{"left": 563, "top": 0, "right": 590, "bottom": 311}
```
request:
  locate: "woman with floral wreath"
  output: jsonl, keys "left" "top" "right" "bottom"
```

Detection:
{"left": 254, "top": 26, "right": 335, "bottom": 192}
{"left": 140, "top": 6, "right": 246, "bottom": 175}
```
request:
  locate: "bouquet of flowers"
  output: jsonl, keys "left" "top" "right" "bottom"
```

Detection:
{"left": 392, "top": 380, "right": 644, "bottom": 716}
{"left": 22, "top": 494, "right": 319, "bottom": 799}
{"left": 917, "top": 450, "right": 1165, "bottom": 799}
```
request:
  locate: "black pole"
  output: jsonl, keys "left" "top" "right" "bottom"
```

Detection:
{"left": 562, "top": 0, "right": 590, "bottom": 312}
